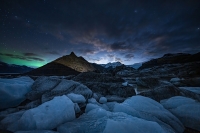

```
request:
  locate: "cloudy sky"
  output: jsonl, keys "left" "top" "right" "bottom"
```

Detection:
{"left": 0, "top": 0, "right": 200, "bottom": 67}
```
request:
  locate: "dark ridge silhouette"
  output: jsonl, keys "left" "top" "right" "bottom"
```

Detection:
{"left": 139, "top": 52, "right": 200, "bottom": 69}
{"left": 27, "top": 62, "right": 80, "bottom": 76}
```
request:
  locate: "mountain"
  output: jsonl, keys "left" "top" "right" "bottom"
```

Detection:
{"left": 91, "top": 63, "right": 107, "bottom": 72}
{"left": 27, "top": 62, "right": 80, "bottom": 76}
{"left": 100, "top": 62, "right": 123, "bottom": 68}
{"left": 54, "top": 52, "right": 95, "bottom": 72}
{"left": 139, "top": 52, "right": 200, "bottom": 69}
{"left": 0, "top": 61, "right": 33, "bottom": 74}
{"left": 127, "top": 63, "right": 142, "bottom": 69}
{"left": 27, "top": 52, "right": 95, "bottom": 76}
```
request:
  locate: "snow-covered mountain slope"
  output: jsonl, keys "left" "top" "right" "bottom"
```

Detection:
{"left": 100, "top": 62, "right": 142, "bottom": 69}
{"left": 100, "top": 62, "right": 123, "bottom": 68}
{"left": 127, "top": 63, "right": 142, "bottom": 69}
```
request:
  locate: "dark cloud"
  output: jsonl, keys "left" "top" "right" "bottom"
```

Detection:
{"left": 28, "top": 57, "right": 44, "bottom": 61}
{"left": 0, "top": 0, "right": 200, "bottom": 66}
{"left": 23, "top": 53, "right": 38, "bottom": 56}
{"left": 46, "top": 51, "right": 60, "bottom": 55}
{"left": 88, "top": 58, "right": 101, "bottom": 62}
{"left": 78, "top": 49, "right": 97, "bottom": 55}
{"left": 125, "top": 54, "right": 134, "bottom": 59}
{"left": 107, "top": 54, "right": 114, "bottom": 58}
{"left": 115, "top": 57, "right": 123, "bottom": 63}
{"left": 0, "top": 53, "right": 45, "bottom": 62}
{"left": 110, "top": 42, "right": 134, "bottom": 52}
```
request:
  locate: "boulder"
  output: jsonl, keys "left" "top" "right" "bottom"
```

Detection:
{"left": 57, "top": 108, "right": 170, "bottom": 133}
{"left": 26, "top": 76, "right": 60, "bottom": 101}
{"left": 139, "top": 82, "right": 182, "bottom": 102}
{"left": 41, "top": 79, "right": 92, "bottom": 103}
{"left": 161, "top": 96, "right": 200, "bottom": 131}
{"left": 179, "top": 87, "right": 200, "bottom": 94}
{"left": 0, "top": 108, "right": 20, "bottom": 121}
{"left": 99, "top": 97, "right": 107, "bottom": 104}
{"left": 0, "top": 76, "right": 34, "bottom": 109}
{"left": 103, "top": 117, "right": 166, "bottom": 133}
{"left": 74, "top": 103, "right": 81, "bottom": 113}
{"left": 67, "top": 93, "right": 86, "bottom": 103}
{"left": 170, "top": 78, "right": 181, "bottom": 86}
{"left": 113, "top": 96, "right": 184, "bottom": 133}
{"left": 139, "top": 81, "right": 200, "bottom": 102}
{"left": 92, "top": 93, "right": 99, "bottom": 101}
{"left": 1, "top": 95, "right": 75, "bottom": 132}
{"left": 0, "top": 110, "right": 25, "bottom": 129}
{"left": 136, "top": 76, "right": 160, "bottom": 89}
{"left": 170, "top": 78, "right": 181, "bottom": 82}
{"left": 26, "top": 77, "right": 92, "bottom": 103}
{"left": 88, "top": 98, "right": 98, "bottom": 104}
{"left": 15, "top": 130, "right": 58, "bottom": 133}
{"left": 85, "top": 103, "right": 103, "bottom": 113}
{"left": 105, "top": 102, "right": 117, "bottom": 111}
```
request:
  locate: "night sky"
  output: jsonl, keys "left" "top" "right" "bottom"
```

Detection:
{"left": 0, "top": 0, "right": 200, "bottom": 68}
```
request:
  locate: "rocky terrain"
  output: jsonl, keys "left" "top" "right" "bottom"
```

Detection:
{"left": 0, "top": 52, "right": 200, "bottom": 133}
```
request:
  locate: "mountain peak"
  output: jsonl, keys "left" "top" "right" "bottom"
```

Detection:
{"left": 70, "top": 52, "right": 77, "bottom": 57}
{"left": 100, "top": 62, "right": 123, "bottom": 68}
{"left": 53, "top": 52, "right": 95, "bottom": 72}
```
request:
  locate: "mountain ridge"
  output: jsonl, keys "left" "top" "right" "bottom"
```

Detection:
{"left": 54, "top": 52, "right": 95, "bottom": 72}
{"left": 0, "top": 61, "right": 34, "bottom": 74}
{"left": 27, "top": 52, "right": 95, "bottom": 76}
{"left": 139, "top": 52, "right": 200, "bottom": 69}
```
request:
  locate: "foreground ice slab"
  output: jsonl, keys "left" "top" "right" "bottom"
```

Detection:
{"left": 67, "top": 93, "right": 86, "bottom": 103}
{"left": 15, "top": 130, "right": 59, "bottom": 133}
{"left": 99, "top": 97, "right": 107, "bottom": 104}
{"left": 113, "top": 95, "right": 184, "bottom": 133}
{"left": 85, "top": 103, "right": 103, "bottom": 113}
{"left": 26, "top": 77, "right": 93, "bottom": 103}
{"left": 1, "top": 95, "right": 75, "bottom": 132}
{"left": 103, "top": 117, "right": 165, "bottom": 133}
{"left": 0, "top": 76, "right": 34, "bottom": 109}
{"left": 26, "top": 76, "right": 60, "bottom": 100}
{"left": 161, "top": 96, "right": 200, "bottom": 131}
{"left": 57, "top": 108, "right": 168, "bottom": 133}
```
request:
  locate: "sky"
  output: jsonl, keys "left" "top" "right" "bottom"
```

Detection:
{"left": 0, "top": 0, "right": 200, "bottom": 68}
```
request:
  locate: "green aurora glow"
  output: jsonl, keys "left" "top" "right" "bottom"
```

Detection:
{"left": 0, "top": 51, "right": 47, "bottom": 68}
{"left": 1, "top": 57, "right": 46, "bottom": 68}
